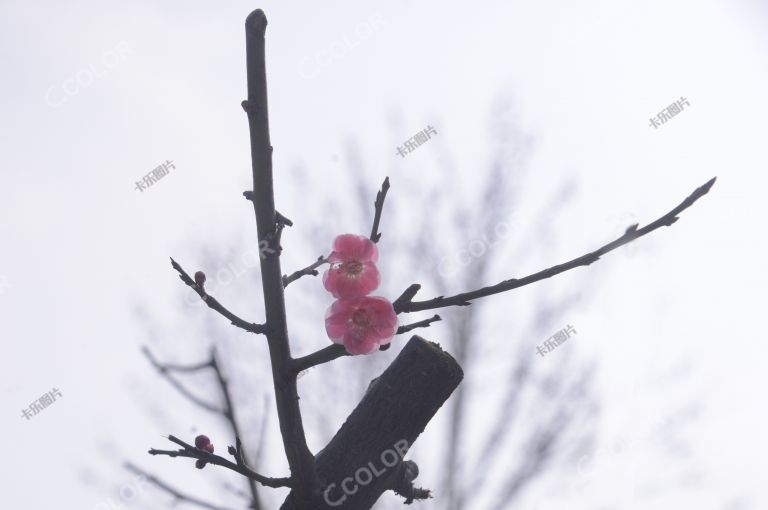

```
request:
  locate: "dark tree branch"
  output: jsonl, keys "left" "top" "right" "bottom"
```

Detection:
{"left": 149, "top": 435, "right": 293, "bottom": 489}
{"left": 124, "top": 462, "right": 240, "bottom": 510}
{"left": 394, "top": 177, "right": 716, "bottom": 314}
{"left": 393, "top": 284, "right": 422, "bottom": 311}
{"left": 369, "top": 176, "right": 390, "bottom": 242}
{"left": 242, "top": 9, "right": 318, "bottom": 502}
{"left": 281, "top": 337, "right": 463, "bottom": 509}
{"left": 282, "top": 256, "right": 328, "bottom": 287}
{"left": 170, "top": 258, "right": 268, "bottom": 335}
{"left": 291, "top": 344, "right": 347, "bottom": 374}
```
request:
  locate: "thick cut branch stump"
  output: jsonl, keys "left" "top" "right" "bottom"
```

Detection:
{"left": 281, "top": 336, "right": 464, "bottom": 510}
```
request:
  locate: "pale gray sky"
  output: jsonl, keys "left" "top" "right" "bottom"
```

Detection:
{"left": 1, "top": 0, "right": 767, "bottom": 509}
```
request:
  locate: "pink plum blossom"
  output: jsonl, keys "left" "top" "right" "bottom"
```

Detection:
{"left": 325, "top": 296, "right": 398, "bottom": 355}
{"left": 323, "top": 234, "right": 380, "bottom": 299}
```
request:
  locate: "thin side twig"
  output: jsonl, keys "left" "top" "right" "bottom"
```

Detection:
{"left": 282, "top": 176, "right": 391, "bottom": 288}
{"left": 170, "top": 258, "right": 268, "bottom": 334}
{"left": 282, "top": 256, "right": 328, "bottom": 287}
{"left": 142, "top": 347, "right": 221, "bottom": 414}
{"left": 396, "top": 314, "right": 442, "bottom": 335}
{"left": 149, "top": 435, "right": 293, "bottom": 489}
{"left": 394, "top": 177, "right": 716, "bottom": 314}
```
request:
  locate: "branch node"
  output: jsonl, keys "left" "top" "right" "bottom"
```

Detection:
{"left": 393, "top": 284, "right": 421, "bottom": 312}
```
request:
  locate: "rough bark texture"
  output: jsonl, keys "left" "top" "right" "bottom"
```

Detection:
{"left": 281, "top": 336, "right": 464, "bottom": 510}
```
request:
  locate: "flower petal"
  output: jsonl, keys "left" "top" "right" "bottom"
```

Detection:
{"left": 331, "top": 234, "right": 378, "bottom": 263}
{"left": 324, "top": 296, "right": 398, "bottom": 355}
{"left": 322, "top": 263, "right": 380, "bottom": 299}
{"left": 324, "top": 300, "right": 354, "bottom": 341}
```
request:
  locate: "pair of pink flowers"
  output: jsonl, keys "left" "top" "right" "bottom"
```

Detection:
{"left": 323, "top": 234, "right": 398, "bottom": 355}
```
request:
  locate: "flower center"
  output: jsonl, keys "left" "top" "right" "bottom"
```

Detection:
{"left": 343, "top": 260, "right": 364, "bottom": 276}
{"left": 351, "top": 309, "right": 371, "bottom": 328}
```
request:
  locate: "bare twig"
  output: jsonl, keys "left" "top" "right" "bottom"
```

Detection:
{"left": 141, "top": 346, "right": 214, "bottom": 374}
{"left": 369, "top": 176, "right": 390, "bottom": 242}
{"left": 211, "top": 348, "right": 261, "bottom": 509}
{"left": 149, "top": 435, "right": 293, "bottom": 488}
{"left": 394, "top": 177, "right": 716, "bottom": 314}
{"left": 124, "top": 462, "right": 240, "bottom": 510}
{"left": 282, "top": 256, "right": 328, "bottom": 287}
{"left": 142, "top": 347, "right": 221, "bottom": 414}
{"left": 397, "top": 314, "right": 442, "bottom": 335}
{"left": 282, "top": 176, "right": 391, "bottom": 288}
{"left": 170, "top": 258, "right": 268, "bottom": 334}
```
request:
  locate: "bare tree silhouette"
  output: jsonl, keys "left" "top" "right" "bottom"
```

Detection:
{"left": 127, "top": 9, "right": 715, "bottom": 510}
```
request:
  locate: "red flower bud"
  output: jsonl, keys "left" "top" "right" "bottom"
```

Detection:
{"left": 194, "top": 271, "right": 206, "bottom": 288}
{"left": 204, "top": 443, "right": 214, "bottom": 454}
{"left": 195, "top": 434, "right": 211, "bottom": 449}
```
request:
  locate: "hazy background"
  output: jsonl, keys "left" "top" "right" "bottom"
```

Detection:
{"left": 1, "top": 0, "right": 767, "bottom": 508}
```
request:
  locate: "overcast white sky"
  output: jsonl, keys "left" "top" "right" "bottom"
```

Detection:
{"left": 1, "top": 0, "right": 767, "bottom": 509}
